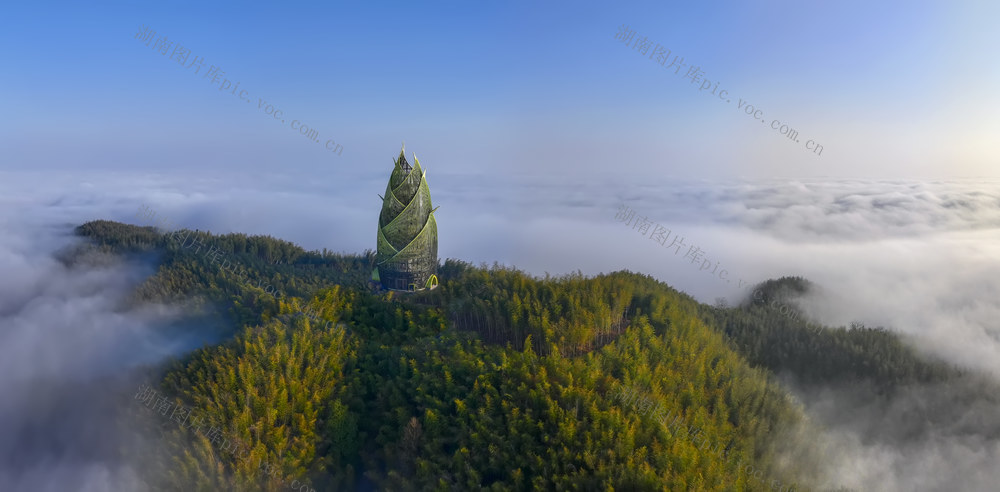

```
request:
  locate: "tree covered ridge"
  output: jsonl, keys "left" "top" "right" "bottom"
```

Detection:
{"left": 76, "top": 220, "right": 986, "bottom": 491}
{"left": 703, "top": 275, "right": 967, "bottom": 391}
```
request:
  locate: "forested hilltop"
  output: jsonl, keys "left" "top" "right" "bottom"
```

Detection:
{"left": 74, "top": 220, "right": 989, "bottom": 491}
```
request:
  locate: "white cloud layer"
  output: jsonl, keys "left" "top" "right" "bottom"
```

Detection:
{"left": 0, "top": 185, "right": 216, "bottom": 491}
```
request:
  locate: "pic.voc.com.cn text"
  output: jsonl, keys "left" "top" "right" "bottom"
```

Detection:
{"left": 134, "top": 25, "right": 343, "bottom": 158}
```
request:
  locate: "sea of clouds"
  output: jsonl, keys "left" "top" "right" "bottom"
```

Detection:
{"left": 1, "top": 168, "right": 998, "bottom": 491}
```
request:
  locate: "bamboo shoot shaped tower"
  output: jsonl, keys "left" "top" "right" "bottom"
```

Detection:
{"left": 372, "top": 145, "right": 439, "bottom": 291}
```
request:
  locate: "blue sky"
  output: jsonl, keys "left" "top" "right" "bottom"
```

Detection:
{"left": 2, "top": 0, "right": 998, "bottom": 180}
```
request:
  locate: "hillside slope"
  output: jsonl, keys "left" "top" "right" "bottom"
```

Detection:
{"left": 78, "top": 220, "right": 981, "bottom": 491}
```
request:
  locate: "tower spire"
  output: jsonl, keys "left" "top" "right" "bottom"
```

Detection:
{"left": 398, "top": 143, "right": 412, "bottom": 173}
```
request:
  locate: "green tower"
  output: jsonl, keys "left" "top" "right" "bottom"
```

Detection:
{"left": 373, "top": 145, "right": 439, "bottom": 291}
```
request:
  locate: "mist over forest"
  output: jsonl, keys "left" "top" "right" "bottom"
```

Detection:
{"left": 0, "top": 170, "right": 998, "bottom": 491}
